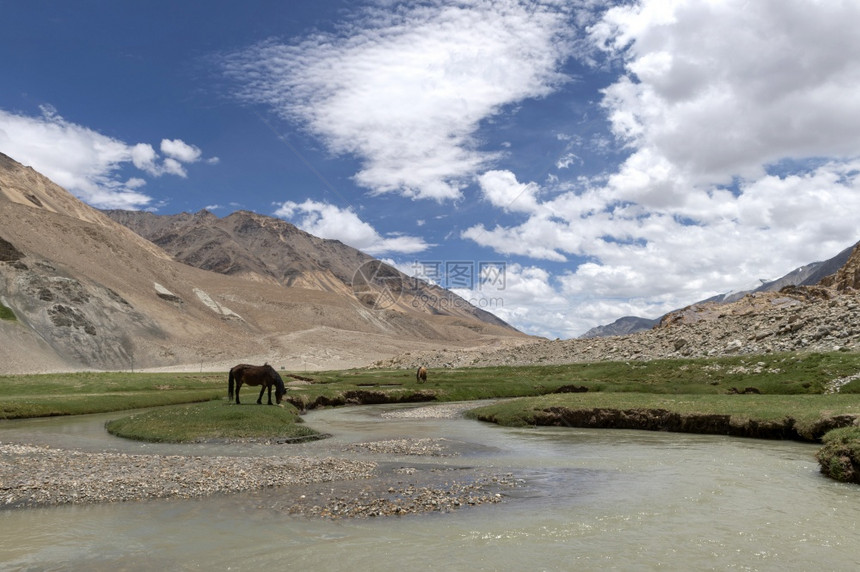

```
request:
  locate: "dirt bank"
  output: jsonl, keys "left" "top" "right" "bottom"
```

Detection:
{"left": 470, "top": 406, "right": 860, "bottom": 442}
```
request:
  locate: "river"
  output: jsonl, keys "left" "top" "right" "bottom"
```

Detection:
{"left": 1, "top": 402, "right": 858, "bottom": 571}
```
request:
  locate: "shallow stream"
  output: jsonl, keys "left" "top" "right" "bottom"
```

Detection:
{"left": 1, "top": 403, "right": 858, "bottom": 571}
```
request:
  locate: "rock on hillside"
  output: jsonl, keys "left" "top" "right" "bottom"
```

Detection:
{"left": 821, "top": 243, "right": 860, "bottom": 292}
{"left": 0, "top": 152, "right": 525, "bottom": 373}
{"left": 380, "top": 286, "right": 860, "bottom": 369}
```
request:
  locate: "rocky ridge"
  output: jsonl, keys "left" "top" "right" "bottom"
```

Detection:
{"left": 379, "top": 274, "right": 860, "bottom": 370}
{"left": 579, "top": 240, "right": 858, "bottom": 338}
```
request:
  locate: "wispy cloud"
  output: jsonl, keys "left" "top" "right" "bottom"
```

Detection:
{"left": 274, "top": 199, "right": 431, "bottom": 255}
{"left": 0, "top": 106, "right": 216, "bottom": 209}
{"left": 222, "top": 0, "right": 579, "bottom": 201}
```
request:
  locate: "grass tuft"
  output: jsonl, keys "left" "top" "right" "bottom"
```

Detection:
{"left": 0, "top": 302, "right": 16, "bottom": 321}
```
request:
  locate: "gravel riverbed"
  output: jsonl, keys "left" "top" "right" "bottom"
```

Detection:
{"left": 0, "top": 443, "right": 377, "bottom": 509}
{"left": 0, "top": 402, "right": 522, "bottom": 517}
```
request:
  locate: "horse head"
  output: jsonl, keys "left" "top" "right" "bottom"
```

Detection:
{"left": 267, "top": 366, "right": 287, "bottom": 404}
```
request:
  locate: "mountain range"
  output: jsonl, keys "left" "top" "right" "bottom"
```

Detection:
{"left": 0, "top": 152, "right": 524, "bottom": 374}
{"left": 3, "top": 148, "right": 860, "bottom": 375}
{"left": 579, "top": 241, "right": 859, "bottom": 339}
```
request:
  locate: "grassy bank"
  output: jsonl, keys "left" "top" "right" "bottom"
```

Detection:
{"left": 105, "top": 400, "right": 320, "bottom": 443}
{"left": 817, "top": 427, "right": 860, "bottom": 483}
{"left": 464, "top": 393, "right": 860, "bottom": 441}
{"left": 0, "top": 371, "right": 223, "bottom": 419}
{"left": 284, "top": 351, "right": 860, "bottom": 410}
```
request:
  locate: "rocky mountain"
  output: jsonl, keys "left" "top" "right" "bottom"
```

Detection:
{"left": 580, "top": 241, "right": 860, "bottom": 338}
{"left": 0, "top": 152, "right": 525, "bottom": 374}
{"left": 382, "top": 247, "right": 860, "bottom": 371}
{"left": 102, "top": 208, "right": 510, "bottom": 329}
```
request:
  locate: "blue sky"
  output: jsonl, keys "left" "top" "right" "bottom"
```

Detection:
{"left": 2, "top": 0, "right": 860, "bottom": 339}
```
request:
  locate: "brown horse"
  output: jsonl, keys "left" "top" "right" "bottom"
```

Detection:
{"left": 228, "top": 363, "right": 286, "bottom": 405}
{"left": 416, "top": 366, "right": 427, "bottom": 383}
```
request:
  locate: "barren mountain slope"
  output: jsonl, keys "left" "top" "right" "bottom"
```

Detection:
{"left": 580, "top": 239, "right": 860, "bottom": 338}
{"left": 384, "top": 246, "right": 860, "bottom": 370}
{"left": 104, "top": 208, "right": 514, "bottom": 330}
{"left": 0, "top": 152, "right": 525, "bottom": 374}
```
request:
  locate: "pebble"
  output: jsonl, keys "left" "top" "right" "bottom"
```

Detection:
{"left": 343, "top": 438, "right": 455, "bottom": 457}
{"left": 287, "top": 474, "right": 519, "bottom": 519}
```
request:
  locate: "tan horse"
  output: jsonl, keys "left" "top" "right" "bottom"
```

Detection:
{"left": 416, "top": 366, "right": 427, "bottom": 383}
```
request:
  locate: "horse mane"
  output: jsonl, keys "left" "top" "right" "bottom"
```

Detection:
{"left": 266, "top": 364, "right": 286, "bottom": 396}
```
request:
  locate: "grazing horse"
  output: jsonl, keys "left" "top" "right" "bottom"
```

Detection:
{"left": 228, "top": 363, "right": 286, "bottom": 405}
{"left": 416, "top": 366, "right": 427, "bottom": 384}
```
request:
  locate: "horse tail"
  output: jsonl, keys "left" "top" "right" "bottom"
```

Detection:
{"left": 228, "top": 368, "right": 235, "bottom": 400}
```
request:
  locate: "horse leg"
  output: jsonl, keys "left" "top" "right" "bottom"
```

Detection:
{"left": 235, "top": 381, "right": 242, "bottom": 404}
{"left": 267, "top": 384, "right": 274, "bottom": 405}
{"left": 257, "top": 385, "right": 265, "bottom": 405}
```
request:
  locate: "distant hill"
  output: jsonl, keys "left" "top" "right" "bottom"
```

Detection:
{"left": 0, "top": 152, "right": 525, "bottom": 374}
{"left": 580, "top": 241, "right": 860, "bottom": 338}
{"left": 579, "top": 316, "right": 660, "bottom": 339}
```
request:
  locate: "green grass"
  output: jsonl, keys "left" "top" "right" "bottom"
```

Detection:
{"left": 0, "top": 302, "right": 16, "bottom": 321}
{"left": 464, "top": 392, "right": 860, "bottom": 439}
{"left": 4, "top": 352, "right": 860, "bottom": 471}
{"left": 105, "top": 400, "right": 319, "bottom": 443}
{"left": 286, "top": 351, "right": 859, "bottom": 407}
{"left": 816, "top": 427, "right": 860, "bottom": 483}
{"left": 3, "top": 351, "right": 859, "bottom": 420}
{"left": 0, "top": 371, "right": 224, "bottom": 419}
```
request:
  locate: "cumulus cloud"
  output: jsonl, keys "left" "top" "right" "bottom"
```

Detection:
{"left": 223, "top": 0, "right": 577, "bottom": 201}
{"left": 161, "top": 138, "right": 202, "bottom": 165}
{"left": 465, "top": 159, "right": 860, "bottom": 334}
{"left": 592, "top": 0, "right": 860, "bottom": 184}
{"left": 458, "top": 0, "right": 860, "bottom": 335}
{"left": 0, "top": 106, "right": 214, "bottom": 209}
{"left": 478, "top": 170, "right": 542, "bottom": 213}
{"left": 446, "top": 263, "right": 580, "bottom": 338}
{"left": 274, "top": 199, "right": 431, "bottom": 255}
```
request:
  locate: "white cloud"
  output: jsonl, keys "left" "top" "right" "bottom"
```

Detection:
{"left": 448, "top": 263, "right": 584, "bottom": 338}
{"left": 478, "top": 170, "right": 542, "bottom": 213}
{"left": 274, "top": 199, "right": 431, "bottom": 255}
{"left": 0, "top": 106, "right": 214, "bottom": 209}
{"left": 161, "top": 138, "right": 202, "bottom": 164}
{"left": 162, "top": 157, "right": 187, "bottom": 178}
{"left": 130, "top": 143, "right": 159, "bottom": 175}
{"left": 592, "top": 0, "right": 860, "bottom": 184}
{"left": 459, "top": 0, "right": 860, "bottom": 336}
{"left": 465, "top": 159, "right": 860, "bottom": 333}
{"left": 223, "top": 0, "right": 577, "bottom": 201}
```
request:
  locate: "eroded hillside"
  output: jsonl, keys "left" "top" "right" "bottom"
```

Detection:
{"left": 0, "top": 152, "right": 525, "bottom": 373}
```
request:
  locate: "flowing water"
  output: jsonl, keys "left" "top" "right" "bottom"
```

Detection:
{"left": 1, "top": 403, "right": 858, "bottom": 571}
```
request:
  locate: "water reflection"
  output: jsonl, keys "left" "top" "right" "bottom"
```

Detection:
{"left": 1, "top": 402, "right": 859, "bottom": 571}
